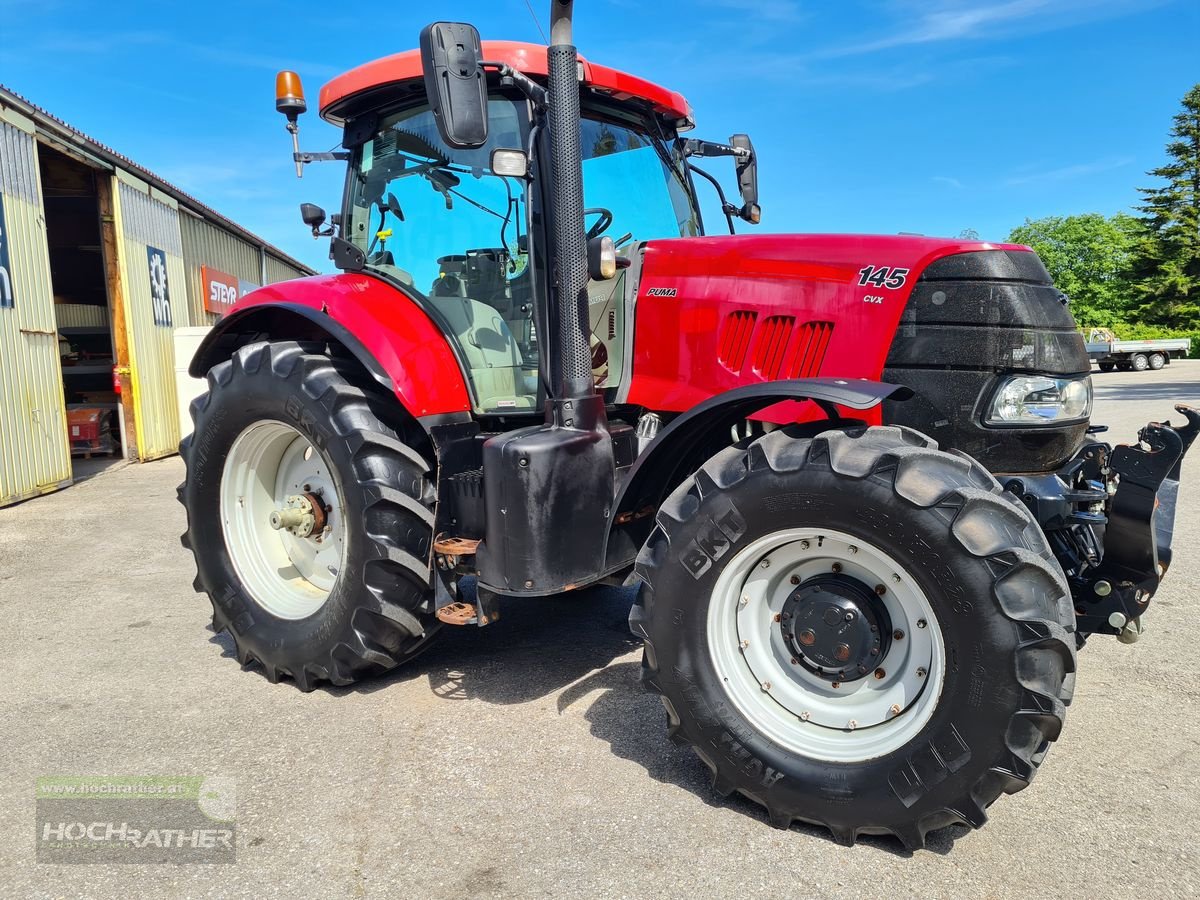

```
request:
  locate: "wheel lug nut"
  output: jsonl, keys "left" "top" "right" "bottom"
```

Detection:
{"left": 848, "top": 720, "right": 858, "bottom": 730}
{"left": 874, "top": 667, "right": 885, "bottom": 679}
{"left": 799, "top": 540, "right": 810, "bottom": 550}
{"left": 831, "top": 562, "right": 842, "bottom": 573}
{"left": 893, "top": 629, "right": 905, "bottom": 640}
{"left": 844, "top": 611, "right": 855, "bottom": 622}
{"left": 761, "top": 681, "right": 771, "bottom": 692}
{"left": 800, "top": 711, "right": 810, "bottom": 721}
{"left": 917, "top": 619, "right": 927, "bottom": 629}
{"left": 875, "top": 584, "right": 886, "bottom": 595}
{"left": 760, "top": 560, "right": 770, "bottom": 569}
{"left": 917, "top": 667, "right": 927, "bottom": 678}
{"left": 848, "top": 545, "right": 858, "bottom": 554}
{"left": 892, "top": 574, "right": 901, "bottom": 583}
{"left": 791, "top": 657, "right": 799, "bottom": 665}
{"left": 889, "top": 704, "right": 902, "bottom": 717}
{"left": 831, "top": 681, "right": 841, "bottom": 689}
{"left": 789, "top": 574, "right": 800, "bottom": 585}
{"left": 739, "top": 640, "right": 749, "bottom": 650}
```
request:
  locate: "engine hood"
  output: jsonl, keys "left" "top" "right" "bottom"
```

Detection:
{"left": 623, "top": 232, "right": 1033, "bottom": 412}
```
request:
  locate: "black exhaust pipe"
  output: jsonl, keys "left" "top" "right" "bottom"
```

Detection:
{"left": 546, "top": 0, "right": 593, "bottom": 401}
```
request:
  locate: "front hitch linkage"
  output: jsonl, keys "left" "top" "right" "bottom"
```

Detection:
{"left": 1073, "top": 404, "right": 1199, "bottom": 639}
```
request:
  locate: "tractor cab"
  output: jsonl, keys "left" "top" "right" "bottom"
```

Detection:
{"left": 308, "top": 42, "right": 709, "bottom": 415}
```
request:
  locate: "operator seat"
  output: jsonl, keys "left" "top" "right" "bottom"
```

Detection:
{"left": 430, "top": 277, "right": 535, "bottom": 410}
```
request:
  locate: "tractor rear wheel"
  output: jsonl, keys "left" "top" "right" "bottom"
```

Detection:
{"left": 629, "top": 426, "right": 1076, "bottom": 849}
{"left": 179, "top": 341, "right": 440, "bottom": 690}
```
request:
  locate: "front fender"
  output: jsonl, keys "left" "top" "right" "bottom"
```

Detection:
{"left": 189, "top": 273, "right": 471, "bottom": 419}
{"left": 604, "top": 378, "right": 911, "bottom": 573}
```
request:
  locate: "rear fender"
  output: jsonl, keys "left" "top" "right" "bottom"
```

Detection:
{"left": 604, "top": 378, "right": 912, "bottom": 572}
{"left": 188, "top": 273, "right": 472, "bottom": 421}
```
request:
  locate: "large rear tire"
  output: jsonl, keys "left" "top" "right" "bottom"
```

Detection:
{"left": 630, "top": 426, "right": 1076, "bottom": 849}
{"left": 179, "top": 341, "right": 440, "bottom": 691}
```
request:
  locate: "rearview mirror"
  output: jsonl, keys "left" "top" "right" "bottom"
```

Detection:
{"left": 730, "top": 134, "right": 760, "bottom": 224}
{"left": 419, "top": 22, "right": 489, "bottom": 149}
{"left": 300, "top": 203, "right": 331, "bottom": 237}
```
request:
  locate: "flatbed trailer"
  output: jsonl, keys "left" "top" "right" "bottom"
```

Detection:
{"left": 1085, "top": 328, "right": 1191, "bottom": 372}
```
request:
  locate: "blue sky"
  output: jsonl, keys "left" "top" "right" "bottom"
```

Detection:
{"left": 1, "top": 0, "right": 1196, "bottom": 271}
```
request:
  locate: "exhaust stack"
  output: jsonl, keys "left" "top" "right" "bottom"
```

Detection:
{"left": 546, "top": 0, "right": 593, "bottom": 401}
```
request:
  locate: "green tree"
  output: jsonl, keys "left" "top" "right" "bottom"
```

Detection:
{"left": 1131, "top": 83, "right": 1200, "bottom": 327}
{"left": 1007, "top": 213, "right": 1141, "bottom": 327}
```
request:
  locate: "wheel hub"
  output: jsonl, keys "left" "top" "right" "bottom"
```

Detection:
{"left": 781, "top": 574, "right": 892, "bottom": 682}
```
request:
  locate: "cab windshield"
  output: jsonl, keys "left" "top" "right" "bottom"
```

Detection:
{"left": 347, "top": 97, "right": 699, "bottom": 412}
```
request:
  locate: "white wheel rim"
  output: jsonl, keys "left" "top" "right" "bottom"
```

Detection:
{"left": 220, "top": 421, "right": 346, "bottom": 620}
{"left": 707, "top": 528, "right": 946, "bottom": 762}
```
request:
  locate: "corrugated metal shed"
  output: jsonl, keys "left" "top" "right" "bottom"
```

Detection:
{"left": 180, "top": 211, "right": 267, "bottom": 327}
{"left": 116, "top": 175, "right": 188, "bottom": 459}
{"left": 0, "top": 85, "right": 316, "bottom": 507}
{"left": 0, "top": 111, "right": 72, "bottom": 505}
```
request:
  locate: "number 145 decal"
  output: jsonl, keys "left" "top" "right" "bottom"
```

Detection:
{"left": 857, "top": 265, "right": 910, "bottom": 290}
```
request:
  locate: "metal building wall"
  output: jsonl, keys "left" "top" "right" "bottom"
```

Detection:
{"left": 113, "top": 173, "right": 187, "bottom": 461}
{"left": 264, "top": 251, "right": 306, "bottom": 287}
{"left": 0, "top": 112, "right": 72, "bottom": 507}
{"left": 180, "top": 212, "right": 262, "bottom": 326}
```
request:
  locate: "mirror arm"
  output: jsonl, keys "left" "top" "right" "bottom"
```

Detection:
{"left": 294, "top": 151, "right": 352, "bottom": 165}
{"left": 687, "top": 163, "right": 737, "bottom": 235}
{"left": 683, "top": 139, "right": 751, "bottom": 162}
{"left": 482, "top": 61, "right": 548, "bottom": 108}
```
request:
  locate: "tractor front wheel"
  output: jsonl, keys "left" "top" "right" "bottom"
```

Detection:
{"left": 179, "top": 341, "right": 440, "bottom": 690}
{"left": 630, "top": 426, "right": 1076, "bottom": 849}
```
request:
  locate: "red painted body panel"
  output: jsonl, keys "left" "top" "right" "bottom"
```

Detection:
{"left": 318, "top": 40, "right": 691, "bottom": 122}
{"left": 232, "top": 274, "right": 471, "bottom": 417}
{"left": 626, "top": 235, "right": 1033, "bottom": 424}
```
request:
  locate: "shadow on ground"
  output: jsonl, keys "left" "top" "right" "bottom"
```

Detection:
{"left": 211, "top": 580, "right": 969, "bottom": 855}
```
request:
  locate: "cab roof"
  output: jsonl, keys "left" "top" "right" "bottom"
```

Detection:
{"left": 319, "top": 40, "right": 691, "bottom": 125}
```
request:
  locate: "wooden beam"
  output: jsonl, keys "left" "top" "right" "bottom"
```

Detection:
{"left": 96, "top": 172, "right": 139, "bottom": 461}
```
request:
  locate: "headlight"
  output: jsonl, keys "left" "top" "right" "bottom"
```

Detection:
{"left": 986, "top": 375, "right": 1092, "bottom": 425}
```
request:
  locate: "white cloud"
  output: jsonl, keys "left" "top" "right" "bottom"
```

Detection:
{"left": 1004, "top": 156, "right": 1134, "bottom": 186}
{"left": 813, "top": 0, "right": 1167, "bottom": 58}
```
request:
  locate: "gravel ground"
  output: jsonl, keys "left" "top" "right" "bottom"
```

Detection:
{"left": 1, "top": 361, "right": 1197, "bottom": 898}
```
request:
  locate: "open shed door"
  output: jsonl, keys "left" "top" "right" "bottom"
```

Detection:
{"left": 0, "top": 110, "right": 72, "bottom": 506}
{"left": 112, "top": 171, "right": 187, "bottom": 460}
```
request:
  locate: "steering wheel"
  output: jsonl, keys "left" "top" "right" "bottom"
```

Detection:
{"left": 584, "top": 207, "right": 613, "bottom": 240}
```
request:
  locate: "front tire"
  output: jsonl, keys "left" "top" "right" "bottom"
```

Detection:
{"left": 630, "top": 426, "right": 1076, "bottom": 849}
{"left": 179, "top": 341, "right": 441, "bottom": 691}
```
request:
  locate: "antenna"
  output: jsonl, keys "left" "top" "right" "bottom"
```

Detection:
{"left": 522, "top": 0, "right": 549, "bottom": 42}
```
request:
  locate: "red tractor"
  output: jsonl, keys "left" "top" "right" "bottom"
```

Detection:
{"left": 179, "top": 3, "right": 1197, "bottom": 848}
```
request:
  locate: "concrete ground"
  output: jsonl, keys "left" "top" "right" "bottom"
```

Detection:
{"left": 1, "top": 362, "right": 1198, "bottom": 898}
